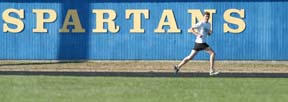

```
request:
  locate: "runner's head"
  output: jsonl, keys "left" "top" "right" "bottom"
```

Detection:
{"left": 204, "top": 12, "right": 210, "bottom": 23}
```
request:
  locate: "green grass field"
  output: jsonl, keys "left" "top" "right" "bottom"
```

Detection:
{"left": 0, "top": 75, "right": 287, "bottom": 102}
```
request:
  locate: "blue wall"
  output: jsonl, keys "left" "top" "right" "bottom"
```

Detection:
{"left": 0, "top": 0, "right": 287, "bottom": 60}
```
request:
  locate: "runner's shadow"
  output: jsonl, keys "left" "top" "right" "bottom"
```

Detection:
{"left": 0, "top": 71, "right": 287, "bottom": 78}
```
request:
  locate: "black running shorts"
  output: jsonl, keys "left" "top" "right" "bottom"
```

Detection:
{"left": 193, "top": 43, "right": 210, "bottom": 51}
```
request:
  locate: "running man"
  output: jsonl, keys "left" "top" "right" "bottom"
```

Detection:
{"left": 174, "top": 12, "right": 219, "bottom": 76}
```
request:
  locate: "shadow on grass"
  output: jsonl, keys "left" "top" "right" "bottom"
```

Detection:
{"left": 0, "top": 71, "right": 288, "bottom": 78}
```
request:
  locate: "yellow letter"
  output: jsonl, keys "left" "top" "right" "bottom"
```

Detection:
{"left": 187, "top": 9, "right": 216, "bottom": 32}
{"left": 154, "top": 9, "right": 181, "bottom": 33}
{"left": 2, "top": 9, "right": 24, "bottom": 33}
{"left": 33, "top": 9, "right": 57, "bottom": 32}
{"left": 125, "top": 9, "right": 149, "bottom": 33}
{"left": 59, "top": 9, "right": 85, "bottom": 33}
{"left": 92, "top": 9, "right": 119, "bottom": 33}
{"left": 223, "top": 9, "right": 246, "bottom": 33}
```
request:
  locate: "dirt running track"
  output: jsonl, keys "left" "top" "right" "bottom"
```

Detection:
{"left": 0, "top": 61, "right": 288, "bottom": 77}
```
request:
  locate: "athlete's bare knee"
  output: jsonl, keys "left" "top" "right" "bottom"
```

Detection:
{"left": 184, "top": 56, "right": 192, "bottom": 61}
{"left": 209, "top": 51, "right": 215, "bottom": 56}
{"left": 212, "top": 52, "right": 215, "bottom": 56}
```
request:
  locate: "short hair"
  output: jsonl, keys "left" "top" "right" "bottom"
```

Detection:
{"left": 204, "top": 12, "right": 210, "bottom": 16}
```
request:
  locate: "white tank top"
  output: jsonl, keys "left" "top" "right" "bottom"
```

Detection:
{"left": 192, "top": 21, "right": 211, "bottom": 43}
